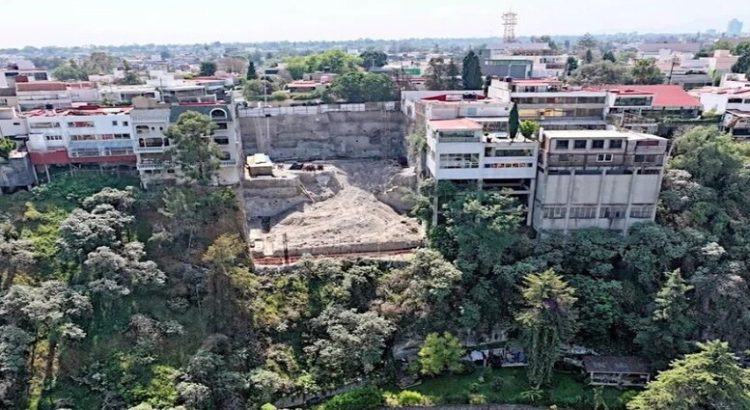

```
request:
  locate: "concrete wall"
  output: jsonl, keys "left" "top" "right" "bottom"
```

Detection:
{"left": 239, "top": 109, "right": 407, "bottom": 161}
{"left": 0, "top": 154, "right": 36, "bottom": 190}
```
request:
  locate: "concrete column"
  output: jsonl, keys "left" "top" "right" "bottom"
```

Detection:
{"left": 563, "top": 169, "right": 577, "bottom": 234}
{"left": 45, "top": 165, "right": 51, "bottom": 182}
{"left": 623, "top": 168, "right": 639, "bottom": 235}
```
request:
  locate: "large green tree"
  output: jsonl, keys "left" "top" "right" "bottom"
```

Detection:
{"left": 446, "top": 59, "right": 461, "bottom": 90}
{"left": 418, "top": 332, "right": 465, "bottom": 376}
{"left": 516, "top": 270, "right": 578, "bottom": 388}
{"left": 329, "top": 72, "right": 394, "bottom": 103}
{"left": 631, "top": 59, "right": 664, "bottom": 85}
{"left": 359, "top": 50, "right": 388, "bottom": 71}
{"left": 628, "top": 340, "right": 750, "bottom": 410}
{"left": 635, "top": 269, "right": 695, "bottom": 368}
{"left": 462, "top": 51, "right": 483, "bottom": 90}
{"left": 165, "top": 111, "right": 222, "bottom": 185}
{"left": 199, "top": 61, "right": 217, "bottom": 76}
{"left": 570, "top": 61, "right": 632, "bottom": 85}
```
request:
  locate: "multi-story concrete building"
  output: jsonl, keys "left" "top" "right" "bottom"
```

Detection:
{"left": 100, "top": 85, "right": 161, "bottom": 105}
{"left": 24, "top": 106, "right": 136, "bottom": 178}
{"left": 533, "top": 129, "right": 668, "bottom": 234}
{"left": 413, "top": 94, "right": 512, "bottom": 132}
{"left": 489, "top": 78, "right": 609, "bottom": 130}
{"left": 723, "top": 110, "right": 750, "bottom": 137}
{"left": 691, "top": 87, "right": 750, "bottom": 114}
{"left": 728, "top": 19, "right": 744, "bottom": 37}
{"left": 425, "top": 118, "right": 538, "bottom": 224}
{"left": 131, "top": 98, "right": 242, "bottom": 186}
{"left": 16, "top": 82, "right": 73, "bottom": 111}
{"left": 480, "top": 43, "right": 568, "bottom": 79}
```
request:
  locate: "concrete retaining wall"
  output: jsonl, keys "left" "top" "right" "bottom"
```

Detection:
{"left": 253, "top": 238, "right": 423, "bottom": 259}
{"left": 239, "top": 109, "right": 408, "bottom": 161}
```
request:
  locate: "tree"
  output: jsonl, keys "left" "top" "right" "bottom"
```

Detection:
{"left": 52, "top": 59, "right": 88, "bottom": 81}
{"left": 565, "top": 56, "right": 579, "bottom": 76}
{"left": 199, "top": 62, "right": 217, "bottom": 76}
{"left": 519, "top": 120, "right": 538, "bottom": 139}
{"left": 734, "top": 41, "right": 750, "bottom": 56}
{"left": 602, "top": 51, "right": 616, "bottom": 63}
{"left": 165, "top": 111, "right": 221, "bottom": 185}
{"left": 246, "top": 61, "right": 257, "bottom": 80}
{"left": 425, "top": 58, "right": 447, "bottom": 90}
{"left": 631, "top": 59, "right": 664, "bottom": 85}
{"left": 329, "top": 72, "right": 394, "bottom": 103}
{"left": 516, "top": 270, "right": 578, "bottom": 388}
{"left": 304, "top": 306, "right": 394, "bottom": 385}
{"left": 462, "top": 51, "right": 483, "bottom": 90}
{"left": 115, "top": 60, "right": 143, "bottom": 85}
{"left": 202, "top": 234, "right": 251, "bottom": 331}
{"left": 577, "top": 33, "right": 598, "bottom": 50}
{"left": 0, "top": 137, "right": 15, "bottom": 160}
{"left": 57, "top": 205, "right": 134, "bottom": 263}
{"left": 0, "top": 325, "right": 34, "bottom": 408}
{"left": 446, "top": 59, "right": 461, "bottom": 90}
{"left": 359, "top": 50, "right": 388, "bottom": 71}
{"left": 318, "top": 386, "right": 384, "bottom": 410}
{"left": 418, "top": 332, "right": 465, "bottom": 376}
{"left": 635, "top": 270, "right": 695, "bottom": 367}
{"left": 732, "top": 53, "right": 750, "bottom": 74}
{"left": 584, "top": 49, "right": 594, "bottom": 64}
{"left": 569, "top": 276, "right": 624, "bottom": 347}
{"left": 628, "top": 340, "right": 750, "bottom": 410}
{"left": 0, "top": 234, "right": 34, "bottom": 290}
{"left": 570, "top": 61, "right": 632, "bottom": 85}
{"left": 509, "top": 103, "right": 520, "bottom": 140}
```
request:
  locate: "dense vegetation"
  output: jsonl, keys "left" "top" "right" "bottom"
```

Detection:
{"left": 3, "top": 125, "right": 750, "bottom": 410}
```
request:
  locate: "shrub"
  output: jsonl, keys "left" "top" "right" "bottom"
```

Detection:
{"left": 317, "top": 386, "right": 383, "bottom": 410}
{"left": 468, "top": 394, "right": 488, "bottom": 405}
{"left": 260, "top": 404, "right": 277, "bottom": 410}
{"left": 270, "top": 91, "right": 290, "bottom": 101}
{"left": 384, "top": 390, "right": 432, "bottom": 407}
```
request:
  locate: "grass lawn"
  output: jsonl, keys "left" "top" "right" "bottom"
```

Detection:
{"left": 403, "top": 367, "right": 635, "bottom": 409}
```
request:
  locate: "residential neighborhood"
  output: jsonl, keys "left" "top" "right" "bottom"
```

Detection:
{"left": 1, "top": 3, "right": 750, "bottom": 410}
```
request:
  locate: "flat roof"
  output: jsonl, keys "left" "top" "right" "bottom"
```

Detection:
{"left": 16, "top": 82, "right": 68, "bottom": 92}
{"left": 23, "top": 106, "right": 133, "bottom": 117}
{"left": 543, "top": 129, "right": 665, "bottom": 141}
{"left": 429, "top": 118, "right": 483, "bottom": 131}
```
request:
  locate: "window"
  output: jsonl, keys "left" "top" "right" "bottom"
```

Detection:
{"left": 123, "top": 121, "right": 129, "bottom": 126}
{"left": 491, "top": 149, "right": 533, "bottom": 157}
{"left": 573, "top": 140, "right": 587, "bottom": 149}
{"left": 45, "top": 135, "right": 63, "bottom": 141}
{"left": 601, "top": 206, "right": 626, "bottom": 219}
{"left": 634, "top": 154, "right": 658, "bottom": 163}
{"left": 729, "top": 98, "right": 743, "bottom": 104}
{"left": 439, "top": 153, "right": 480, "bottom": 169}
{"left": 216, "top": 122, "right": 228, "bottom": 130}
{"left": 214, "top": 137, "right": 230, "bottom": 145}
{"left": 218, "top": 151, "right": 231, "bottom": 160}
{"left": 630, "top": 205, "right": 655, "bottom": 219}
{"left": 12, "top": 122, "right": 20, "bottom": 126}
{"left": 569, "top": 206, "right": 597, "bottom": 219}
{"left": 29, "top": 122, "right": 59, "bottom": 129}
{"left": 67, "top": 121, "right": 94, "bottom": 128}
{"left": 70, "top": 134, "right": 96, "bottom": 141}
{"left": 104, "top": 147, "right": 134, "bottom": 156}
{"left": 555, "top": 139, "right": 570, "bottom": 150}
{"left": 542, "top": 206, "right": 567, "bottom": 219}
{"left": 112, "top": 120, "right": 118, "bottom": 126}
{"left": 608, "top": 139, "right": 623, "bottom": 149}
{"left": 592, "top": 140, "right": 605, "bottom": 149}
{"left": 558, "top": 154, "right": 573, "bottom": 162}
{"left": 636, "top": 140, "right": 659, "bottom": 147}
{"left": 596, "top": 154, "right": 613, "bottom": 162}
{"left": 114, "top": 133, "right": 131, "bottom": 139}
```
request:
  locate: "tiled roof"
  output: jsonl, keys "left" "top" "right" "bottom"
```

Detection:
{"left": 428, "top": 118, "right": 483, "bottom": 131}
{"left": 604, "top": 85, "right": 701, "bottom": 108}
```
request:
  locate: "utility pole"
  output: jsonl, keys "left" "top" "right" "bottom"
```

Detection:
{"left": 666, "top": 55, "right": 679, "bottom": 85}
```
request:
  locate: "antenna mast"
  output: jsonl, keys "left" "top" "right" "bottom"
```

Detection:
{"left": 502, "top": 9, "right": 518, "bottom": 43}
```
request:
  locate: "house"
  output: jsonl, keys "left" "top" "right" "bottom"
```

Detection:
{"left": 489, "top": 78, "right": 609, "bottom": 130}
{"left": 285, "top": 80, "right": 327, "bottom": 94}
{"left": 723, "top": 110, "right": 750, "bottom": 137}
{"left": 99, "top": 85, "right": 161, "bottom": 104}
{"left": 425, "top": 118, "right": 538, "bottom": 225}
{"left": 23, "top": 106, "right": 136, "bottom": 179}
{"left": 691, "top": 87, "right": 750, "bottom": 114}
{"left": 131, "top": 97, "right": 173, "bottom": 186}
{"left": 66, "top": 82, "right": 100, "bottom": 104}
{"left": 481, "top": 43, "right": 568, "bottom": 79}
{"left": 533, "top": 129, "right": 668, "bottom": 234}
{"left": 413, "top": 94, "right": 512, "bottom": 132}
{"left": 602, "top": 84, "right": 702, "bottom": 133}
{"left": 582, "top": 356, "right": 651, "bottom": 387}
{"left": 16, "top": 82, "right": 73, "bottom": 111}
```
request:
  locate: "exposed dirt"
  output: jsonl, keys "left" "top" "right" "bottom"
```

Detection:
{"left": 248, "top": 160, "right": 423, "bottom": 257}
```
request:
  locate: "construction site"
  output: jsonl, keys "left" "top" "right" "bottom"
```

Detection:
{"left": 243, "top": 158, "right": 423, "bottom": 264}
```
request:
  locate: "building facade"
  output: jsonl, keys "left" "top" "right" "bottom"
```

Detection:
{"left": 425, "top": 118, "right": 538, "bottom": 224}
{"left": 533, "top": 130, "right": 668, "bottom": 234}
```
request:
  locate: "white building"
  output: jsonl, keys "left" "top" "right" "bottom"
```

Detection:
{"left": 23, "top": 106, "right": 136, "bottom": 178}
{"left": 489, "top": 78, "right": 609, "bottom": 130}
{"left": 533, "top": 130, "right": 668, "bottom": 234}
{"left": 425, "top": 118, "right": 538, "bottom": 224}
{"left": 100, "top": 85, "right": 161, "bottom": 104}
{"left": 691, "top": 87, "right": 750, "bottom": 114}
{"left": 16, "top": 82, "right": 73, "bottom": 111}
{"left": 131, "top": 98, "right": 242, "bottom": 186}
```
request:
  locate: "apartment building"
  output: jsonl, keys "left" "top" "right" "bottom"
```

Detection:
{"left": 425, "top": 118, "right": 538, "bottom": 224}
{"left": 488, "top": 78, "right": 609, "bottom": 130}
{"left": 414, "top": 94, "right": 512, "bottom": 132}
{"left": 533, "top": 129, "right": 668, "bottom": 234}
{"left": 24, "top": 106, "right": 136, "bottom": 178}
{"left": 480, "top": 43, "right": 568, "bottom": 79}
{"left": 100, "top": 85, "right": 161, "bottom": 104}
{"left": 722, "top": 110, "right": 750, "bottom": 137}
{"left": 16, "top": 82, "right": 73, "bottom": 111}
{"left": 691, "top": 87, "right": 750, "bottom": 114}
{"left": 132, "top": 98, "right": 242, "bottom": 186}
{"left": 603, "top": 85, "right": 702, "bottom": 133}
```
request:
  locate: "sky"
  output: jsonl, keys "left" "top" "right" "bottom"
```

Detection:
{"left": 2, "top": 0, "right": 749, "bottom": 48}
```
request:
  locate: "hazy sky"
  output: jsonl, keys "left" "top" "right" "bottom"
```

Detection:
{"left": 2, "top": 0, "right": 749, "bottom": 48}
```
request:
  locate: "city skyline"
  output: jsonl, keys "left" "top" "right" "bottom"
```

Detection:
{"left": 2, "top": 0, "right": 749, "bottom": 48}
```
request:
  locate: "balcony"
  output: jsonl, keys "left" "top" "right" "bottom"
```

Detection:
{"left": 543, "top": 153, "right": 665, "bottom": 168}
